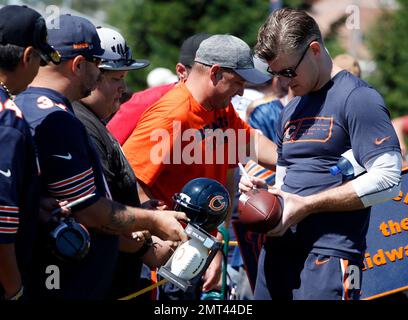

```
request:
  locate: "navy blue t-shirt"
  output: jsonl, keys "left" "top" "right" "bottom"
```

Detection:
{"left": 15, "top": 87, "right": 119, "bottom": 300}
{"left": 276, "top": 71, "right": 400, "bottom": 260}
{"left": 0, "top": 87, "right": 39, "bottom": 295}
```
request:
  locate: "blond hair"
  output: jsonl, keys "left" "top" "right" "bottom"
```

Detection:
{"left": 333, "top": 54, "right": 361, "bottom": 78}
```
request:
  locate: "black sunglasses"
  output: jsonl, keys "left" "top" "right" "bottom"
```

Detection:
{"left": 267, "top": 39, "right": 318, "bottom": 78}
{"left": 84, "top": 56, "right": 102, "bottom": 66}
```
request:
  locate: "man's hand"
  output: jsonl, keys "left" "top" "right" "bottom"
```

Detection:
{"left": 119, "top": 230, "right": 151, "bottom": 253}
{"left": 238, "top": 174, "right": 267, "bottom": 193}
{"left": 4, "top": 285, "right": 23, "bottom": 300}
{"left": 141, "top": 236, "right": 178, "bottom": 268}
{"left": 265, "top": 188, "right": 310, "bottom": 237}
{"left": 149, "top": 210, "right": 189, "bottom": 242}
{"left": 0, "top": 243, "right": 22, "bottom": 300}
{"left": 39, "top": 197, "right": 71, "bottom": 224}
{"left": 202, "top": 250, "right": 223, "bottom": 292}
{"left": 141, "top": 199, "right": 168, "bottom": 210}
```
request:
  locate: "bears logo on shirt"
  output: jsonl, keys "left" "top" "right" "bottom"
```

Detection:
{"left": 283, "top": 117, "right": 333, "bottom": 144}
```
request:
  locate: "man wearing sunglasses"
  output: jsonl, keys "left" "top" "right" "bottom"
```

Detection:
{"left": 14, "top": 15, "right": 188, "bottom": 300}
{"left": 72, "top": 27, "right": 177, "bottom": 299}
{"left": 240, "top": 8, "right": 402, "bottom": 300}
{"left": 0, "top": 5, "right": 61, "bottom": 300}
{"left": 123, "top": 34, "right": 277, "bottom": 299}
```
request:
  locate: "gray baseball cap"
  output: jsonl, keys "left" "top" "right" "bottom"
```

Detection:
{"left": 194, "top": 34, "right": 271, "bottom": 84}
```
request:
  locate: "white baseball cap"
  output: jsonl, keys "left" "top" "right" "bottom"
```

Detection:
{"left": 96, "top": 27, "right": 150, "bottom": 71}
{"left": 146, "top": 67, "right": 178, "bottom": 88}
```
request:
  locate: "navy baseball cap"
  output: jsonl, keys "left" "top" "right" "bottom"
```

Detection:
{"left": 0, "top": 5, "right": 61, "bottom": 64}
{"left": 179, "top": 33, "right": 211, "bottom": 66}
{"left": 47, "top": 14, "right": 120, "bottom": 61}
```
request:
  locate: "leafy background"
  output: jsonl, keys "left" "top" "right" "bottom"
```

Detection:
{"left": 3, "top": 0, "right": 406, "bottom": 116}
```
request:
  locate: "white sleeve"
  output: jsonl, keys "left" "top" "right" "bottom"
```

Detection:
{"left": 274, "top": 165, "right": 286, "bottom": 189}
{"left": 351, "top": 151, "right": 402, "bottom": 207}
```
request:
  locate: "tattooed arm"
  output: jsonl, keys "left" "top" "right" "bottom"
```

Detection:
{"left": 73, "top": 197, "right": 188, "bottom": 242}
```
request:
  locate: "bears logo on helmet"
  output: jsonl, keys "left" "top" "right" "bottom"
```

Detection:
{"left": 208, "top": 195, "right": 227, "bottom": 212}
{"left": 173, "top": 178, "right": 230, "bottom": 232}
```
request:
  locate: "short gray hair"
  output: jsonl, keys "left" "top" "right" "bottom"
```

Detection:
{"left": 255, "top": 8, "right": 323, "bottom": 62}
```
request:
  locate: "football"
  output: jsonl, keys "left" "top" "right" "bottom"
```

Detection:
{"left": 238, "top": 188, "right": 282, "bottom": 233}
{"left": 170, "top": 239, "right": 208, "bottom": 280}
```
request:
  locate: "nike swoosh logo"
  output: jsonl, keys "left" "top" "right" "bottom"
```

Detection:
{"left": 0, "top": 169, "right": 11, "bottom": 177}
{"left": 315, "top": 258, "right": 330, "bottom": 265}
{"left": 375, "top": 136, "right": 391, "bottom": 145}
{"left": 52, "top": 153, "right": 72, "bottom": 160}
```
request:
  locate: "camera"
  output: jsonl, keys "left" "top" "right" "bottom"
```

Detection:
{"left": 49, "top": 216, "right": 90, "bottom": 262}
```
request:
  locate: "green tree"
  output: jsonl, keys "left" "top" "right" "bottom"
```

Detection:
{"left": 324, "top": 15, "right": 347, "bottom": 58}
{"left": 108, "top": 0, "right": 273, "bottom": 91}
{"left": 367, "top": 0, "right": 408, "bottom": 117}
{"left": 283, "top": 0, "right": 312, "bottom": 10}
{"left": 107, "top": 0, "right": 310, "bottom": 91}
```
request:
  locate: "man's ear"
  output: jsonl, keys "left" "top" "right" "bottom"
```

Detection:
{"left": 210, "top": 64, "right": 222, "bottom": 82}
{"left": 21, "top": 46, "right": 35, "bottom": 66}
{"left": 176, "top": 63, "right": 188, "bottom": 81}
{"left": 310, "top": 41, "right": 321, "bottom": 57}
{"left": 71, "top": 55, "right": 85, "bottom": 74}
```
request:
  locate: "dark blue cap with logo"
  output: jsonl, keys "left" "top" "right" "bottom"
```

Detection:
{"left": 0, "top": 5, "right": 61, "bottom": 64}
{"left": 47, "top": 14, "right": 120, "bottom": 61}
